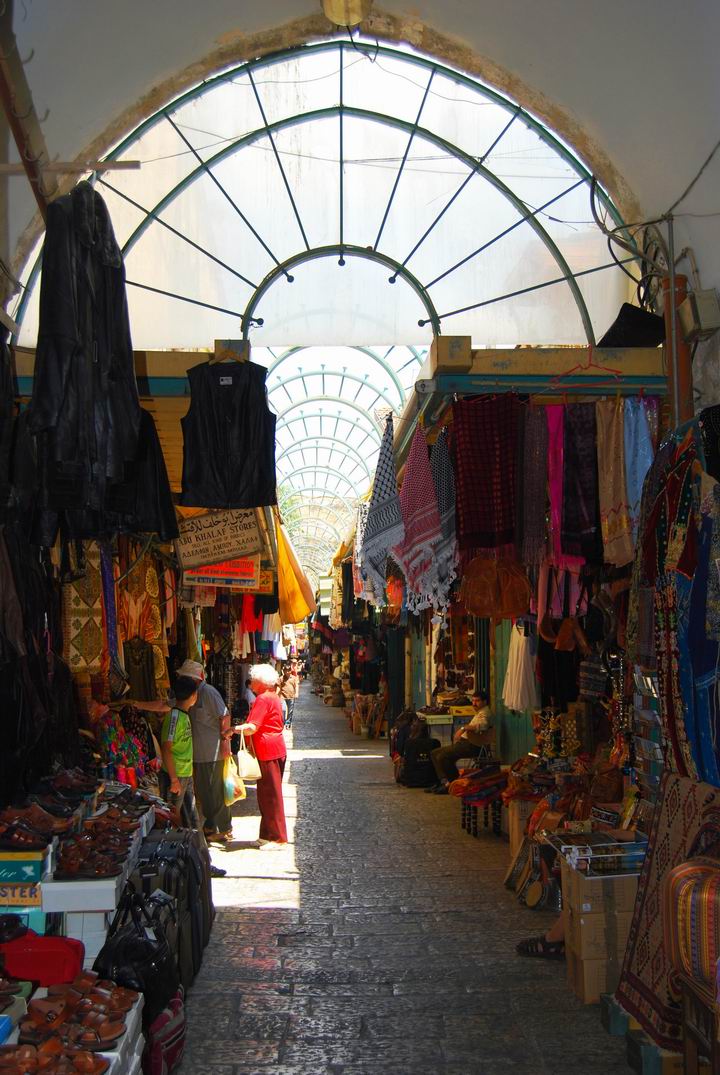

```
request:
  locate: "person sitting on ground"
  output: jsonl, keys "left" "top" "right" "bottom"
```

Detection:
{"left": 427, "top": 691, "right": 494, "bottom": 795}
{"left": 397, "top": 717, "right": 442, "bottom": 788}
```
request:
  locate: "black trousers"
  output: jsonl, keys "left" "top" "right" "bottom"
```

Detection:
{"left": 430, "top": 741, "right": 481, "bottom": 783}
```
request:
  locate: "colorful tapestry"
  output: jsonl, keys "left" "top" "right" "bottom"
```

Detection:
{"left": 117, "top": 550, "right": 169, "bottom": 697}
{"left": 62, "top": 540, "right": 105, "bottom": 673}
{"left": 596, "top": 399, "right": 634, "bottom": 566}
{"left": 429, "top": 427, "right": 459, "bottom": 612}
{"left": 616, "top": 773, "right": 720, "bottom": 1049}
{"left": 663, "top": 857, "right": 720, "bottom": 993}
{"left": 360, "top": 415, "right": 404, "bottom": 604}
{"left": 392, "top": 426, "right": 442, "bottom": 613}
{"left": 452, "top": 394, "right": 520, "bottom": 552}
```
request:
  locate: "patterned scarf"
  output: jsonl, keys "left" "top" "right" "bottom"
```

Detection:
{"left": 452, "top": 395, "right": 520, "bottom": 551}
{"left": 624, "top": 397, "right": 654, "bottom": 540}
{"left": 430, "top": 427, "right": 458, "bottom": 612}
{"left": 596, "top": 399, "right": 634, "bottom": 567}
{"left": 521, "top": 406, "right": 548, "bottom": 565}
{"left": 562, "top": 403, "right": 601, "bottom": 560}
{"left": 360, "top": 415, "right": 404, "bottom": 605}
{"left": 392, "top": 426, "right": 442, "bottom": 612}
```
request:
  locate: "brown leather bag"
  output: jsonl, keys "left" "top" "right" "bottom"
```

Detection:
{"left": 460, "top": 558, "right": 531, "bottom": 619}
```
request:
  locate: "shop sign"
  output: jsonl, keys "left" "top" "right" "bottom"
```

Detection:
{"left": 0, "top": 882, "right": 41, "bottom": 906}
{"left": 175, "top": 509, "right": 262, "bottom": 570}
{"left": 184, "top": 555, "right": 260, "bottom": 590}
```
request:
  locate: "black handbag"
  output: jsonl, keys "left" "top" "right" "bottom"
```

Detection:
{"left": 93, "top": 883, "right": 180, "bottom": 1027}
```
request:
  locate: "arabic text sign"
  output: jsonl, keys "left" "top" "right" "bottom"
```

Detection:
{"left": 184, "top": 555, "right": 260, "bottom": 589}
{"left": 176, "top": 509, "right": 262, "bottom": 569}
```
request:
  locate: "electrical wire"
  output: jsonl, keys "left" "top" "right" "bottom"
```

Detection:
{"left": 666, "top": 136, "right": 720, "bottom": 214}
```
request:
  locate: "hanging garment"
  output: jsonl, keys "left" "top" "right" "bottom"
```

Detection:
{"left": 429, "top": 427, "right": 458, "bottom": 612}
{"left": 180, "top": 361, "right": 276, "bottom": 508}
{"left": 353, "top": 502, "right": 372, "bottom": 600}
{"left": 62, "top": 541, "right": 106, "bottom": 674}
{"left": 624, "top": 398, "right": 654, "bottom": 542}
{"left": 546, "top": 406, "right": 583, "bottom": 571}
{"left": 117, "top": 550, "right": 169, "bottom": 695}
{"left": 360, "top": 415, "right": 404, "bottom": 604}
{"left": 596, "top": 399, "right": 634, "bottom": 567}
{"left": 562, "top": 403, "right": 601, "bottom": 561}
{"left": 502, "top": 623, "right": 540, "bottom": 712}
{"left": 392, "top": 425, "right": 442, "bottom": 613}
{"left": 122, "top": 637, "right": 156, "bottom": 701}
{"left": 520, "top": 406, "right": 548, "bottom": 565}
{"left": 28, "top": 182, "right": 140, "bottom": 516}
{"left": 105, "top": 410, "right": 178, "bottom": 540}
{"left": 452, "top": 394, "right": 520, "bottom": 552}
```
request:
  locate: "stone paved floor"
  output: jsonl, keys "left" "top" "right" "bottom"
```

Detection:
{"left": 180, "top": 690, "right": 633, "bottom": 1074}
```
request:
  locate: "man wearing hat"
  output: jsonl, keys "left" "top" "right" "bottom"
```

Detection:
{"left": 175, "top": 659, "right": 233, "bottom": 842}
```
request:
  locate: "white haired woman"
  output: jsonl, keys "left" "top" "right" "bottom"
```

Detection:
{"left": 243, "top": 663, "right": 288, "bottom": 846}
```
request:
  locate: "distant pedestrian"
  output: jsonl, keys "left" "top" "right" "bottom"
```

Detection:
{"left": 280, "top": 660, "right": 300, "bottom": 727}
{"left": 243, "top": 664, "right": 288, "bottom": 847}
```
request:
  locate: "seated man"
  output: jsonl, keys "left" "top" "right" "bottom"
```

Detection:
{"left": 427, "top": 691, "right": 494, "bottom": 795}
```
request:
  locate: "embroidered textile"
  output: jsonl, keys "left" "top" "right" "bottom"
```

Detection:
{"left": 521, "top": 406, "right": 548, "bottom": 565}
{"left": 561, "top": 403, "right": 601, "bottom": 560}
{"left": 452, "top": 394, "right": 520, "bottom": 551}
{"left": 360, "top": 415, "right": 404, "bottom": 604}
{"left": 596, "top": 399, "right": 634, "bottom": 566}
{"left": 624, "top": 397, "right": 655, "bottom": 540}
{"left": 62, "top": 541, "right": 105, "bottom": 674}
{"left": 392, "top": 426, "right": 442, "bottom": 613}
{"left": 617, "top": 774, "right": 720, "bottom": 1050}
{"left": 429, "top": 427, "right": 458, "bottom": 612}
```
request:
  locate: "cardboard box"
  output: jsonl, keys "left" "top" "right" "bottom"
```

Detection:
{"left": 567, "top": 943, "right": 624, "bottom": 1004}
{"left": 429, "top": 336, "right": 472, "bottom": 374}
{"left": 0, "top": 906, "right": 46, "bottom": 933}
{"left": 0, "top": 883, "right": 41, "bottom": 907}
{"left": 0, "top": 849, "right": 48, "bottom": 884}
{"left": 566, "top": 905, "right": 633, "bottom": 960}
{"left": 561, "top": 859, "right": 639, "bottom": 915}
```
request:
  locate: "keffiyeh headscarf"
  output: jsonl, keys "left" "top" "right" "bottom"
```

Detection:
{"left": 359, "top": 415, "right": 404, "bottom": 604}
{"left": 392, "top": 425, "right": 442, "bottom": 613}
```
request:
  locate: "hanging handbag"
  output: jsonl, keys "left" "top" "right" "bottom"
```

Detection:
{"left": 236, "top": 729, "right": 262, "bottom": 782}
{"left": 93, "top": 883, "right": 180, "bottom": 1027}
{"left": 142, "top": 988, "right": 186, "bottom": 1075}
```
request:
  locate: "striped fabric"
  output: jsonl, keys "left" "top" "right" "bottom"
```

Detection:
{"left": 663, "top": 856, "right": 720, "bottom": 992}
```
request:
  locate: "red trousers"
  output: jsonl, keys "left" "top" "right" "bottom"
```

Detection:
{"left": 256, "top": 756, "right": 288, "bottom": 842}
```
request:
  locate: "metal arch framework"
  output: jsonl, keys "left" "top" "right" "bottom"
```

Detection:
{"left": 278, "top": 484, "right": 357, "bottom": 508}
{"left": 275, "top": 409, "right": 382, "bottom": 447}
{"left": 276, "top": 439, "right": 373, "bottom": 481}
{"left": 266, "top": 345, "right": 420, "bottom": 402}
{"left": 279, "top": 500, "right": 355, "bottom": 536}
{"left": 284, "top": 517, "right": 346, "bottom": 546}
{"left": 281, "top": 464, "right": 365, "bottom": 497}
{"left": 273, "top": 397, "right": 384, "bottom": 435}
{"left": 266, "top": 368, "right": 401, "bottom": 412}
{"left": 239, "top": 245, "right": 441, "bottom": 338}
{"left": 112, "top": 104, "right": 598, "bottom": 344}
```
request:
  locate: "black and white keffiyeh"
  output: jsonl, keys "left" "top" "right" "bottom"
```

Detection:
{"left": 359, "top": 414, "right": 404, "bottom": 604}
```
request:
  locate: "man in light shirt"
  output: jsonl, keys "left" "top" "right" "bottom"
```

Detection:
{"left": 427, "top": 692, "right": 494, "bottom": 795}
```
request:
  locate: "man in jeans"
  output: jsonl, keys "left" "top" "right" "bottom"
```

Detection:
{"left": 279, "top": 660, "right": 300, "bottom": 728}
{"left": 175, "top": 658, "right": 234, "bottom": 844}
{"left": 427, "top": 692, "right": 494, "bottom": 795}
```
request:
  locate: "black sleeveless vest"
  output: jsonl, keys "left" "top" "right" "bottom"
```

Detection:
{"left": 180, "top": 361, "right": 277, "bottom": 509}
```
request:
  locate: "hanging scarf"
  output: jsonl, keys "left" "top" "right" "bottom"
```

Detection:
{"left": 429, "top": 427, "right": 458, "bottom": 611}
{"left": 562, "top": 402, "right": 601, "bottom": 561}
{"left": 521, "top": 405, "right": 548, "bottom": 565}
{"left": 546, "top": 405, "right": 583, "bottom": 570}
{"left": 452, "top": 394, "right": 520, "bottom": 551}
{"left": 353, "top": 502, "right": 372, "bottom": 600}
{"left": 392, "top": 425, "right": 442, "bottom": 612}
{"left": 624, "top": 397, "right": 654, "bottom": 541}
{"left": 359, "top": 415, "right": 404, "bottom": 604}
{"left": 596, "top": 399, "right": 634, "bottom": 567}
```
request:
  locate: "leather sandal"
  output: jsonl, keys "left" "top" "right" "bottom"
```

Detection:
{"left": 62, "top": 1021, "right": 125, "bottom": 1050}
{"left": 0, "top": 1042, "right": 43, "bottom": 1071}
{"left": 53, "top": 853, "right": 123, "bottom": 880}
{"left": 0, "top": 822, "right": 48, "bottom": 851}
{"left": 64, "top": 1050, "right": 110, "bottom": 1075}
{"left": 18, "top": 999, "right": 73, "bottom": 1042}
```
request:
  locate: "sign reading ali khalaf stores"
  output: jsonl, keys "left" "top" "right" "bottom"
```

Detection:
{"left": 175, "top": 509, "right": 263, "bottom": 570}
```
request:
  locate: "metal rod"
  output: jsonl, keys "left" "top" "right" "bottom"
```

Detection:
{"left": 374, "top": 68, "right": 435, "bottom": 251}
{"left": 163, "top": 111, "right": 287, "bottom": 274}
{"left": 420, "top": 254, "right": 641, "bottom": 324}
{"left": 125, "top": 279, "right": 244, "bottom": 319}
{"left": 0, "top": 160, "right": 140, "bottom": 174}
{"left": 247, "top": 68, "right": 310, "bottom": 251}
{"left": 397, "top": 108, "right": 521, "bottom": 272}
{"left": 427, "top": 177, "right": 585, "bottom": 289}
{"left": 667, "top": 215, "right": 681, "bottom": 426}
{"left": 98, "top": 178, "right": 257, "bottom": 290}
{"left": 339, "top": 45, "right": 344, "bottom": 257}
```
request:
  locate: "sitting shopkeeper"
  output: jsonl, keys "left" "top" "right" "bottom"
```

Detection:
{"left": 426, "top": 691, "right": 493, "bottom": 795}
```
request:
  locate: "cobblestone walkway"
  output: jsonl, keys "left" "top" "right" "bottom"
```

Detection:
{"left": 180, "top": 690, "right": 632, "bottom": 1074}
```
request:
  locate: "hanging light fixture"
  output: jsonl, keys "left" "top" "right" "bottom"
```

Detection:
{"left": 322, "top": 0, "right": 373, "bottom": 28}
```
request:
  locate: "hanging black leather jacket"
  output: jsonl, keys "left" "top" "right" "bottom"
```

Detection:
{"left": 27, "top": 181, "right": 140, "bottom": 513}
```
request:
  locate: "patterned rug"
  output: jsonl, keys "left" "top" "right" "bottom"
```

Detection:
{"left": 62, "top": 541, "right": 105, "bottom": 673}
{"left": 616, "top": 773, "right": 720, "bottom": 1049}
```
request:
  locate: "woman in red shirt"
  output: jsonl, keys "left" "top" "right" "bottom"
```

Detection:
{"left": 243, "top": 664, "right": 288, "bottom": 845}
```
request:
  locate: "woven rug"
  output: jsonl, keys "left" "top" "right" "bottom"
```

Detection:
{"left": 62, "top": 540, "right": 105, "bottom": 673}
{"left": 616, "top": 773, "right": 720, "bottom": 1049}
